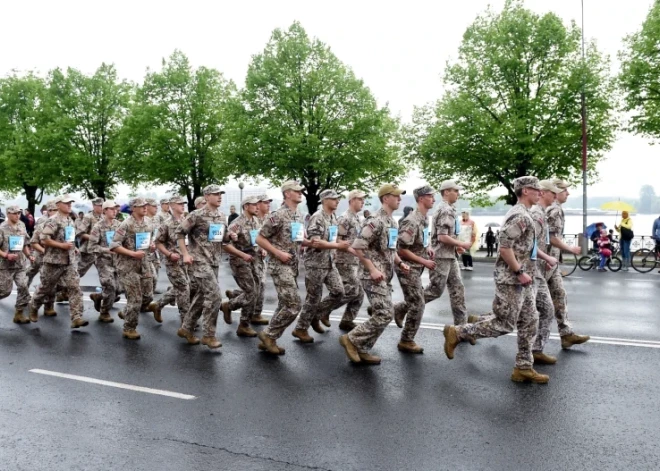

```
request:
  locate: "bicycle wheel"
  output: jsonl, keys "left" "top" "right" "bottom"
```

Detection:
{"left": 578, "top": 255, "right": 594, "bottom": 271}
{"left": 559, "top": 251, "right": 578, "bottom": 277}
{"left": 631, "top": 248, "right": 658, "bottom": 274}
{"left": 607, "top": 256, "right": 622, "bottom": 272}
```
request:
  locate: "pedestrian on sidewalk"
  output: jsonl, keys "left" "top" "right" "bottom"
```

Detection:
{"left": 615, "top": 211, "right": 633, "bottom": 271}
{"left": 486, "top": 227, "right": 496, "bottom": 257}
{"left": 458, "top": 210, "right": 477, "bottom": 270}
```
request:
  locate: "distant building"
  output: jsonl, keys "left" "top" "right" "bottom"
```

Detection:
{"left": 221, "top": 187, "right": 266, "bottom": 213}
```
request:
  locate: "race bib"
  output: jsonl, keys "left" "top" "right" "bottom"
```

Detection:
{"left": 135, "top": 232, "right": 151, "bottom": 250}
{"left": 423, "top": 227, "right": 430, "bottom": 248}
{"left": 454, "top": 219, "right": 461, "bottom": 235}
{"left": 208, "top": 223, "right": 225, "bottom": 242}
{"left": 249, "top": 229, "right": 259, "bottom": 247}
{"left": 291, "top": 222, "right": 304, "bottom": 242}
{"left": 105, "top": 231, "right": 115, "bottom": 246}
{"left": 530, "top": 239, "right": 538, "bottom": 261}
{"left": 64, "top": 226, "right": 75, "bottom": 243}
{"left": 9, "top": 236, "right": 24, "bottom": 251}
{"left": 388, "top": 228, "right": 398, "bottom": 249}
{"left": 328, "top": 225, "right": 338, "bottom": 243}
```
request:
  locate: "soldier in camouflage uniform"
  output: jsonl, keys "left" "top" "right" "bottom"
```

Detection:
{"left": 423, "top": 180, "right": 472, "bottom": 328}
{"left": 0, "top": 206, "right": 35, "bottom": 323}
{"left": 338, "top": 184, "right": 411, "bottom": 365}
{"left": 317, "top": 190, "right": 366, "bottom": 331}
{"left": 222, "top": 195, "right": 266, "bottom": 338}
{"left": 87, "top": 200, "right": 121, "bottom": 323}
{"left": 145, "top": 198, "right": 162, "bottom": 293}
{"left": 155, "top": 196, "right": 194, "bottom": 327}
{"left": 29, "top": 194, "right": 88, "bottom": 328}
{"left": 443, "top": 177, "right": 549, "bottom": 384}
{"left": 26, "top": 201, "right": 57, "bottom": 288}
{"left": 256, "top": 181, "right": 312, "bottom": 355}
{"left": 292, "top": 189, "right": 350, "bottom": 343}
{"left": 76, "top": 197, "right": 104, "bottom": 278}
{"left": 545, "top": 179, "right": 590, "bottom": 350}
{"left": 176, "top": 185, "right": 228, "bottom": 349}
{"left": 110, "top": 197, "right": 161, "bottom": 339}
{"left": 392, "top": 186, "right": 436, "bottom": 354}
{"left": 194, "top": 196, "right": 206, "bottom": 210}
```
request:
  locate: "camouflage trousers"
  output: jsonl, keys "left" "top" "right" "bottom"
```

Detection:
{"left": 183, "top": 262, "right": 220, "bottom": 338}
{"left": 348, "top": 280, "right": 393, "bottom": 353}
{"left": 227, "top": 259, "right": 266, "bottom": 320}
{"left": 117, "top": 270, "right": 153, "bottom": 331}
{"left": 26, "top": 252, "right": 43, "bottom": 288}
{"left": 296, "top": 265, "right": 344, "bottom": 331}
{"left": 533, "top": 277, "right": 555, "bottom": 352}
{"left": 393, "top": 267, "right": 426, "bottom": 342}
{"left": 228, "top": 255, "right": 264, "bottom": 323}
{"left": 149, "top": 254, "right": 161, "bottom": 291}
{"left": 316, "top": 263, "right": 364, "bottom": 323}
{"left": 158, "top": 263, "right": 191, "bottom": 324}
{"left": 546, "top": 268, "right": 573, "bottom": 337}
{"left": 0, "top": 268, "right": 30, "bottom": 310}
{"left": 78, "top": 252, "right": 96, "bottom": 278}
{"left": 96, "top": 257, "right": 117, "bottom": 311}
{"left": 31, "top": 263, "right": 84, "bottom": 321}
{"left": 263, "top": 265, "right": 302, "bottom": 340}
{"left": 423, "top": 258, "right": 468, "bottom": 325}
{"left": 456, "top": 283, "right": 538, "bottom": 369}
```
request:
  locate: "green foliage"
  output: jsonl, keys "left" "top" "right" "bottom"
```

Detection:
{"left": 407, "top": 0, "right": 618, "bottom": 205}
{"left": 620, "top": 1, "right": 660, "bottom": 140}
{"left": 117, "top": 51, "right": 236, "bottom": 209}
{"left": 47, "top": 64, "right": 131, "bottom": 199}
{"left": 224, "top": 22, "right": 404, "bottom": 213}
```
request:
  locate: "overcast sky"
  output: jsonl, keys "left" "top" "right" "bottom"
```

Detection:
{"left": 1, "top": 0, "right": 657, "bottom": 200}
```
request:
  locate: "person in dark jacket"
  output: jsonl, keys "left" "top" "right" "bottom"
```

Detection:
{"left": 485, "top": 227, "right": 496, "bottom": 257}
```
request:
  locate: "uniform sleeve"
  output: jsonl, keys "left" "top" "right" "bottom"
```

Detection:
{"left": 499, "top": 213, "right": 527, "bottom": 249}
{"left": 337, "top": 216, "right": 350, "bottom": 237}
{"left": 76, "top": 215, "right": 92, "bottom": 238}
{"left": 175, "top": 213, "right": 196, "bottom": 240}
{"left": 109, "top": 221, "right": 129, "bottom": 250}
{"left": 39, "top": 220, "right": 57, "bottom": 242}
{"left": 259, "top": 213, "right": 280, "bottom": 239}
{"left": 306, "top": 213, "right": 325, "bottom": 240}
{"left": 546, "top": 207, "right": 562, "bottom": 236}
{"left": 155, "top": 223, "right": 169, "bottom": 245}
{"left": 397, "top": 217, "right": 416, "bottom": 248}
{"left": 352, "top": 218, "right": 380, "bottom": 250}
{"left": 88, "top": 225, "right": 101, "bottom": 252}
{"left": 437, "top": 207, "right": 452, "bottom": 236}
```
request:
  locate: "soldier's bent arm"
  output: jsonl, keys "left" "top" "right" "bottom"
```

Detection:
{"left": 352, "top": 248, "right": 378, "bottom": 273}
{"left": 549, "top": 235, "right": 574, "bottom": 253}
{"left": 398, "top": 247, "right": 426, "bottom": 265}
{"left": 223, "top": 243, "right": 250, "bottom": 260}
{"left": 255, "top": 234, "right": 280, "bottom": 257}
{"left": 31, "top": 242, "right": 45, "bottom": 254}
{"left": 499, "top": 247, "right": 522, "bottom": 272}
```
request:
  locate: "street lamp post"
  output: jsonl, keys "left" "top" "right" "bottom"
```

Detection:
{"left": 581, "top": 0, "right": 588, "bottom": 255}
{"left": 238, "top": 182, "right": 244, "bottom": 215}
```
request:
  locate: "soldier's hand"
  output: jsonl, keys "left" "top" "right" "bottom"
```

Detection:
{"left": 149, "top": 243, "right": 156, "bottom": 252}
{"left": 6, "top": 253, "right": 18, "bottom": 262}
{"left": 456, "top": 247, "right": 466, "bottom": 255}
{"left": 517, "top": 273, "right": 533, "bottom": 286}
{"left": 243, "top": 254, "right": 254, "bottom": 262}
{"left": 461, "top": 241, "right": 472, "bottom": 250}
{"left": 229, "top": 232, "right": 238, "bottom": 241}
{"left": 28, "top": 255, "right": 35, "bottom": 263}
{"left": 337, "top": 241, "right": 351, "bottom": 250}
{"left": 427, "top": 249, "right": 435, "bottom": 259}
{"left": 61, "top": 242, "right": 74, "bottom": 250}
{"left": 310, "top": 239, "right": 321, "bottom": 248}
{"left": 424, "top": 259, "right": 436, "bottom": 271}
{"left": 169, "top": 253, "right": 181, "bottom": 262}
{"left": 370, "top": 269, "right": 384, "bottom": 282}
{"left": 545, "top": 256, "right": 558, "bottom": 268}
{"left": 277, "top": 250, "right": 292, "bottom": 263}
{"left": 400, "top": 263, "right": 411, "bottom": 274}
{"left": 261, "top": 249, "right": 268, "bottom": 258}
{"left": 569, "top": 246, "right": 581, "bottom": 255}
{"left": 132, "top": 251, "right": 146, "bottom": 260}
{"left": 183, "top": 255, "right": 193, "bottom": 265}
{"left": 347, "top": 247, "right": 358, "bottom": 257}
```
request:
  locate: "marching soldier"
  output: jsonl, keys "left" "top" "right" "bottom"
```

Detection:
{"left": 145, "top": 198, "right": 162, "bottom": 293}
{"left": 76, "top": 197, "right": 104, "bottom": 278}
{"left": 0, "top": 206, "right": 34, "bottom": 323}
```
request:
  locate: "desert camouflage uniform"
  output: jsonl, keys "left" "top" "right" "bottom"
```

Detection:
{"left": 76, "top": 211, "right": 102, "bottom": 277}
{"left": 393, "top": 209, "right": 429, "bottom": 342}
{"left": 423, "top": 200, "right": 467, "bottom": 325}
{"left": 260, "top": 206, "right": 304, "bottom": 340}
{"left": 545, "top": 202, "right": 574, "bottom": 337}
{"left": 226, "top": 214, "right": 264, "bottom": 323}
{"left": 156, "top": 216, "right": 192, "bottom": 324}
{"left": 30, "top": 214, "right": 84, "bottom": 321}
{"left": 110, "top": 216, "right": 154, "bottom": 331}
{"left": 26, "top": 217, "right": 48, "bottom": 288}
{"left": 455, "top": 204, "right": 539, "bottom": 369}
{"left": 0, "top": 220, "right": 31, "bottom": 310}
{"left": 88, "top": 218, "right": 121, "bottom": 312}
{"left": 175, "top": 207, "right": 227, "bottom": 337}
{"left": 295, "top": 209, "right": 344, "bottom": 331}
{"left": 348, "top": 207, "right": 398, "bottom": 353}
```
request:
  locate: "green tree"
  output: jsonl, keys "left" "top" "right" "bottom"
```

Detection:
{"left": 0, "top": 73, "right": 66, "bottom": 213}
{"left": 47, "top": 64, "right": 131, "bottom": 199}
{"left": 620, "top": 1, "right": 660, "bottom": 140}
{"left": 639, "top": 184, "right": 657, "bottom": 213}
{"left": 225, "top": 22, "right": 404, "bottom": 213}
{"left": 406, "top": 0, "right": 617, "bottom": 205}
{"left": 117, "top": 51, "right": 236, "bottom": 210}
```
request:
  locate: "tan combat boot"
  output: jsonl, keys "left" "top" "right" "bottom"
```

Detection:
{"left": 28, "top": 306, "right": 39, "bottom": 323}
{"left": 320, "top": 314, "right": 331, "bottom": 328}
{"left": 511, "top": 368, "right": 549, "bottom": 384}
{"left": 221, "top": 301, "right": 232, "bottom": 325}
{"left": 338, "top": 320, "right": 357, "bottom": 332}
{"left": 236, "top": 322, "right": 257, "bottom": 338}
{"left": 310, "top": 319, "right": 325, "bottom": 334}
{"left": 533, "top": 351, "right": 557, "bottom": 365}
{"left": 122, "top": 329, "right": 141, "bottom": 340}
{"left": 358, "top": 352, "right": 381, "bottom": 365}
{"left": 397, "top": 341, "right": 424, "bottom": 354}
{"left": 467, "top": 314, "right": 481, "bottom": 324}
{"left": 117, "top": 310, "right": 125, "bottom": 320}
{"left": 13, "top": 308, "right": 30, "bottom": 324}
{"left": 258, "top": 342, "right": 285, "bottom": 355}
{"left": 257, "top": 330, "right": 280, "bottom": 355}
{"left": 250, "top": 315, "right": 269, "bottom": 326}
{"left": 225, "top": 289, "right": 237, "bottom": 299}
{"left": 90, "top": 293, "right": 102, "bottom": 313}
{"left": 147, "top": 302, "right": 162, "bottom": 323}
{"left": 561, "top": 333, "right": 590, "bottom": 350}
{"left": 394, "top": 309, "right": 405, "bottom": 329}
{"left": 43, "top": 304, "right": 57, "bottom": 316}
{"left": 339, "top": 334, "right": 361, "bottom": 363}
{"left": 292, "top": 328, "right": 314, "bottom": 343}
{"left": 70, "top": 317, "right": 89, "bottom": 328}
{"left": 443, "top": 325, "right": 460, "bottom": 360}
{"left": 177, "top": 328, "right": 200, "bottom": 345}
{"left": 98, "top": 309, "right": 114, "bottom": 323}
{"left": 201, "top": 336, "right": 222, "bottom": 349}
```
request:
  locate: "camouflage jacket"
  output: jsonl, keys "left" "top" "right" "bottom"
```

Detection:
{"left": 88, "top": 218, "right": 121, "bottom": 262}
{"left": 109, "top": 215, "right": 154, "bottom": 275}
{"left": 175, "top": 207, "right": 227, "bottom": 267}
{"left": 335, "top": 210, "right": 361, "bottom": 266}
{"left": 431, "top": 201, "right": 459, "bottom": 259}
{"left": 259, "top": 205, "right": 305, "bottom": 273}
{"left": 227, "top": 214, "right": 262, "bottom": 256}
{"left": 494, "top": 204, "right": 536, "bottom": 285}
{"left": 156, "top": 216, "right": 185, "bottom": 267}
{"left": 0, "top": 220, "right": 28, "bottom": 269}
{"left": 529, "top": 204, "right": 551, "bottom": 279}
{"left": 40, "top": 213, "right": 77, "bottom": 265}
{"left": 76, "top": 211, "right": 103, "bottom": 253}
{"left": 352, "top": 207, "right": 398, "bottom": 294}
{"left": 396, "top": 208, "right": 429, "bottom": 270}
{"left": 304, "top": 209, "right": 339, "bottom": 269}
{"left": 546, "top": 202, "right": 565, "bottom": 260}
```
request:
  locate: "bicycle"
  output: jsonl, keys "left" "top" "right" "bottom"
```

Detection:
{"left": 578, "top": 249, "right": 622, "bottom": 272}
{"left": 559, "top": 250, "right": 578, "bottom": 277}
{"left": 631, "top": 241, "right": 660, "bottom": 274}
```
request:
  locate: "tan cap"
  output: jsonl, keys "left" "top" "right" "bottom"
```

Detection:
{"left": 203, "top": 184, "right": 225, "bottom": 195}
{"left": 348, "top": 190, "right": 366, "bottom": 201}
{"left": 145, "top": 198, "right": 158, "bottom": 207}
{"left": 281, "top": 180, "right": 304, "bottom": 192}
{"left": 169, "top": 196, "right": 187, "bottom": 204}
{"left": 378, "top": 184, "right": 406, "bottom": 198}
{"left": 159, "top": 198, "right": 170, "bottom": 205}
{"left": 439, "top": 180, "right": 461, "bottom": 191}
{"left": 91, "top": 197, "right": 104, "bottom": 206}
{"left": 242, "top": 195, "right": 260, "bottom": 206}
{"left": 257, "top": 194, "right": 273, "bottom": 203}
{"left": 552, "top": 178, "right": 570, "bottom": 190}
{"left": 194, "top": 196, "right": 206, "bottom": 207}
{"left": 539, "top": 180, "right": 562, "bottom": 194}
{"left": 46, "top": 200, "right": 57, "bottom": 211}
{"left": 102, "top": 200, "right": 119, "bottom": 210}
{"left": 54, "top": 194, "right": 75, "bottom": 204}
{"left": 129, "top": 197, "right": 148, "bottom": 207}
{"left": 413, "top": 185, "right": 435, "bottom": 200}
{"left": 320, "top": 189, "right": 341, "bottom": 200}
{"left": 6, "top": 205, "right": 21, "bottom": 214}
{"left": 513, "top": 176, "right": 541, "bottom": 191}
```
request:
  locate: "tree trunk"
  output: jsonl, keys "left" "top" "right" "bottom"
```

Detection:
{"left": 184, "top": 186, "right": 193, "bottom": 212}
{"left": 305, "top": 190, "right": 320, "bottom": 214}
{"left": 22, "top": 184, "right": 41, "bottom": 215}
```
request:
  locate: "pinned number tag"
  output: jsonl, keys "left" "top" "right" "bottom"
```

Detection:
{"left": 423, "top": 227, "right": 430, "bottom": 248}
{"left": 105, "top": 231, "right": 115, "bottom": 246}
{"left": 454, "top": 219, "right": 461, "bottom": 236}
{"left": 9, "top": 236, "right": 24, "bottom": 251}
{"left": 531, "top": 239, "right": 538, "bottom": 261}
{"left": 249, "top": 229, "right": 259, "bottom": 247}
{"left": 208, "top": 223, "right": 225, "bottom": 242}
{"left": 135, "top": 232, "right": 151, "bottom": 250}
{"left": 387, "top": 228, "right": 398, "bottom": 249}
{"left": 328, "top": 225, "right": 338, "bottom": 243}
{"left": 291, "top": 222, "right": 304, "bottom": 242}
{"left": 64, "top": 226, "right": 75, "bottom": 243}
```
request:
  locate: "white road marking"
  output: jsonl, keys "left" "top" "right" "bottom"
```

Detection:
{"left": 29, "top": 369, "right": 196, "bottom": 400}
{"left": 624, "top": 278, "right": 659, "bottom": 282}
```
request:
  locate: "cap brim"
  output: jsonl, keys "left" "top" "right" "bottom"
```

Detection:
{"left": 393, "top": 189, "right": 406, "bottom": 196}
{"left": 260, "top": 199, "right": 273, "bottom": 202}
{"left": 60, "top": 199, "right": 75, "bottom": 203}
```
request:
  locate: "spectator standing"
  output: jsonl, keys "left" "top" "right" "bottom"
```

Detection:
{"left": 615, "top": 211, "right": 634, "bottom": 271}
{"left": 457, "top": 210, "right": 477, "bottom": 270}
{"left": 399, "top": 206, "right": 413, "bottom": 225}
{"left": 227, "top": 205, "right": 239, "bottom": 225}
{"left": 485, "top": 227, "right": 496, "bottom": 257}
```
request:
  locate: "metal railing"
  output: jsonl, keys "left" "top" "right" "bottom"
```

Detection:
{"left": 475, "top": 233, "right": 656, "bottom": 251}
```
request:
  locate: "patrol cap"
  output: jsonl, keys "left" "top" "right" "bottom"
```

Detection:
{"left": 513, "top": 176, "right": 541, "bottom": 192}
{"left": 348, "top": 190, "right": 366, "bottom": 201}
{"left": 203, "top": 184, "right": 225, "bottom": 196}
{"left": 91, "top": 197, "right": 104, "bottom": 206}
{"left": 54, "top": 194, "right": 75, "bottom": 204}
{"left": 194, "top": 196, "right": 206, "bottom": 207}
{"left": 6, "top": 205, "right": 21, "bottom": 214}
{"left": 145, "top": 198, "right": 158, "bottom": 207}
{"left": 439, "top": 180, "right": 461, "bottom": 191}
{"left": 257, "top": 194, "right": 273, "bottom": 203}
{"left": 159, "top": 198, "right": 170, "bottom": 205}
{"left": 413, "top": 185, "right": 435, "bottom": 200}
{"left": 129, "top": 197, "right": 148, "bottom": 207}
{"left": 242, "top": 195, "right": 260, "bottom": 206}
{"left": 169, "top": 196, "right": 187, "bottom": 204}
{"left": 281, "top": 180, "right": 304, "bottom": 192}
{"left": 378, "top": 184, "right": 406, "bottom": 198}
{"left": 552, "top": 178, "right": 570, "bottom": 190}
{"left": 102, "top": 200, "right": 119, "bottom": 210}
{"left": 539, "top": 180, "right": 562, "bottom": 194}
{"left": 46, "top": 200, "right": 57, "bottom": 211}
{"left": 320, "top": 189, "right": 341, "bottom": 200}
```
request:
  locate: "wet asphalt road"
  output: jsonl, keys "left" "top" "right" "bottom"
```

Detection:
{"left": 1, "top": 262, "right": 659, "bottom": 471}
